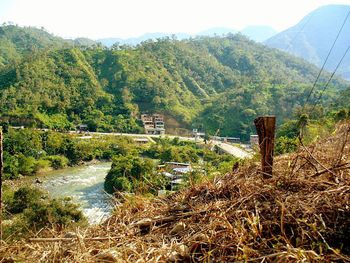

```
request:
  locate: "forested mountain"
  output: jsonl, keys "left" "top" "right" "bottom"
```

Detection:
{"left": 0, "top": 25, "right": 348, "bottom": 140}
{"left": 98, "top": 32, "right": 191, "bottom": 47}
{"left": 0, "top": 25, "right": 99, "bottom": 69}
{"left": 98, "top": 26, "right": 275, "bottom": 47}
{"left": 0, "top": 24, "right": 72, "bottom": 68}
{"left": 73, "top": 37, "right": 97, "bottom": 47}
{"left": 265, "top": 5, "right": 350, "bottom": 80}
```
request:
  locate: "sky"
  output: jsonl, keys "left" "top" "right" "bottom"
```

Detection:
{"left": 1, "top": 0, "right": 350, "bottom": 39}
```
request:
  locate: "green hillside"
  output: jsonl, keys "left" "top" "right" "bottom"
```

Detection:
{"left": 0, "top": 24, "right": 73, "bottom": 68}
{"left": 0, "top": 25, "right": 98, "bottom": 69}
{"left": 0, "top": 26, "right": 348, "bottom": 139}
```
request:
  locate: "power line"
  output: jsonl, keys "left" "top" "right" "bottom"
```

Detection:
{"left": 304, "top": 9, "right": 350, "bottom": 105}
{"left": 311, "top": 45, "right": 350, "bottom": 112}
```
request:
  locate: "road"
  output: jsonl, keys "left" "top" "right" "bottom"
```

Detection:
{"left": 210, "top": 140, "right": 252, "bottom": 159}
{"left": 74, "top": 131, "right": 252, "bottom": 159}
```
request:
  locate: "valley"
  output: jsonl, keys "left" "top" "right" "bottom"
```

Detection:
{"left": 0, "top": 2, "right": 350, "bottom": 262}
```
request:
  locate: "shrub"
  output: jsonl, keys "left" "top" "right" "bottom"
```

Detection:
{"left": 105, "top": 154, "right": 155, "bottom": 194}
{"left": 33, "top": 158, "right": 51, "bottom": 173}
{"left": 44, "top": 155, "right": 69, "bottom": 169}
{"left": 7, "top": 186, "right": 44, "bottom": 214}
{"left": 4, "top": 187, "right": 86, "bottom": 239}
{"left": 275, "top": 136, "right": 299, "bottom": 155}
{"left": 23, "top": 197, "right": 85, "bottom": 229}
{"left": 3, "top": 152, "right": 19, "bottom": 179}
{"left": 17, "top": 154, "right": 36, "bottom": 175}
{"left": 105, "top": 176, "right": 133, "bottom": 193}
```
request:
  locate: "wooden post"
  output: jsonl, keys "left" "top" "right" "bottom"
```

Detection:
{"left": 0, "top": 127, "right": 3, "bottom": 240}
{"left": 254, "top": 116, "right": 276, "bottom": 178}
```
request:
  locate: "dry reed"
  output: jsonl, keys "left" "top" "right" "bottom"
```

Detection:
{"left": 1, "top": 123, "right": 350, "bottom": 262}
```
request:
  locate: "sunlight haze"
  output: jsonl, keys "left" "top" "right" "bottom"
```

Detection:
{"left": 1, "top": 0, "right": 350, "bottom": 39}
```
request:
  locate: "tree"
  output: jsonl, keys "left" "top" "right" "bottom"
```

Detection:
{"left": 104, "top": 153, "right": 155, "bottom": 193}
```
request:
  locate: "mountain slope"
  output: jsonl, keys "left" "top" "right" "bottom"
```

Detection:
{"left": 0, "top": 28, "right": 348, "bottom": 138}
{"left": 0, "top": 25, "right": 72, "bottom": 68}
{"left": 0, "top": 48, "right": 115, "bottom": 130}
{"left": 265, "top": 5, "right": 350, "bottom": 79}
{"left": 0, "top": 25, "right": 99, "bottom": 69}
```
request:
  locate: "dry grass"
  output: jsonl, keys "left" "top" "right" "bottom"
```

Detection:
{"left": 1, "top": 123, "right": 350, "bottom": 262}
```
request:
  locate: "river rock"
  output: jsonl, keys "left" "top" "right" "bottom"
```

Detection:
{"left": 34, "top": 178, "right": 43, "bottom": 184}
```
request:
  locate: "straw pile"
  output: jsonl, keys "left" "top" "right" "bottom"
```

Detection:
{"left": 1, "top": 123, "right": 350, "bottom": 262}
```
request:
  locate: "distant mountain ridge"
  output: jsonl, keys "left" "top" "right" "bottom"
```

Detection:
{"left": 0, "top": 25, "right": 348, "bottom": 139}
{"left": 0, "top": 24, "right": 99, "bottom": 69}
{"left": 98, "top": 32, "right": 191, "bottom": 47}
{"left": 97, "top": 26, "right": 277, "bottom": 47}
{"left": 265, "top": 5, "right": 350, "bottom": 79}
{"left": 0, "top": 22, "right": 277, "bottom": 53}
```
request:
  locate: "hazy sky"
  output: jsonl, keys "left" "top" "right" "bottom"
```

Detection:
{"left": 1, "top": 0, "right": 350, "bottom": 39}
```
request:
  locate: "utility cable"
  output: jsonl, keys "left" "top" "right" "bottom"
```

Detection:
{"left": 311, "top": 45, "right": 350, "bottom": 112}
{"left": 304, "top": 9, "right": 350, "bottom": 105}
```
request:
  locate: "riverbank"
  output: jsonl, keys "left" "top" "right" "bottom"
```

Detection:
{"left": 3, "top": 161, "right": 113, "bottom": 224}
{"left": 2, "top": 124, "right": 349, "bottom": 262}
{"left": 41, "top": 162, "right": 113, "bottom": 224}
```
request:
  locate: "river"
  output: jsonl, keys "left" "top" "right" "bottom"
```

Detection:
{"left": 42, "top": 162, "right": 113, "bottom": 224}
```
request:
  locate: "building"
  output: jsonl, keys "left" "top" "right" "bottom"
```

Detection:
{"left": 141, "top": 114, "right": 165, "bottom": 135}
{"left": 224, "top": 137, "right": 241, "bottom": 143}
{"left": 162, "top": 162, "right": 192, "bottom": 191}
{"left": 192, "top": 129, "right": 206, "bottom": 138}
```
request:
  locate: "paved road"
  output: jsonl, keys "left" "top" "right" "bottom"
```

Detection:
{"left": 210, "top": 140, "right": 252, "bottom": 159}
{"left": 77, "top": 131, "right": 252, "bottom": 159}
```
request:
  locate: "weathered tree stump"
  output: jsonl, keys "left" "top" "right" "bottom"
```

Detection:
{"left": 254, "top": 116, "right": 276, "bottom": 178}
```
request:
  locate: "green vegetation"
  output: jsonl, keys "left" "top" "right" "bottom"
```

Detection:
{"left": 2, "top": 185, "right": 86, "bottom": 240}
{"left": 105, "top": 154, "right": 159, "bottom": 194}
{"left": 1, "top": 25, "right": 348, "bottom": 139}
{"left": 104, "top": 137, "right": 239, "bottom": 194}
{"left": 0, "top": 23, "right": 97, "bottom": 69}
{"left": 0, "top": 24, "right": 349, "bottom": 261}
{"left": 2, "top": 127, "right": 137, "bottom": 179}
{"left": 275, "top": 107, "right": 350, "bottom": 154}
{"left": 2, "top": 128, "right": 237, "bottom": 197}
